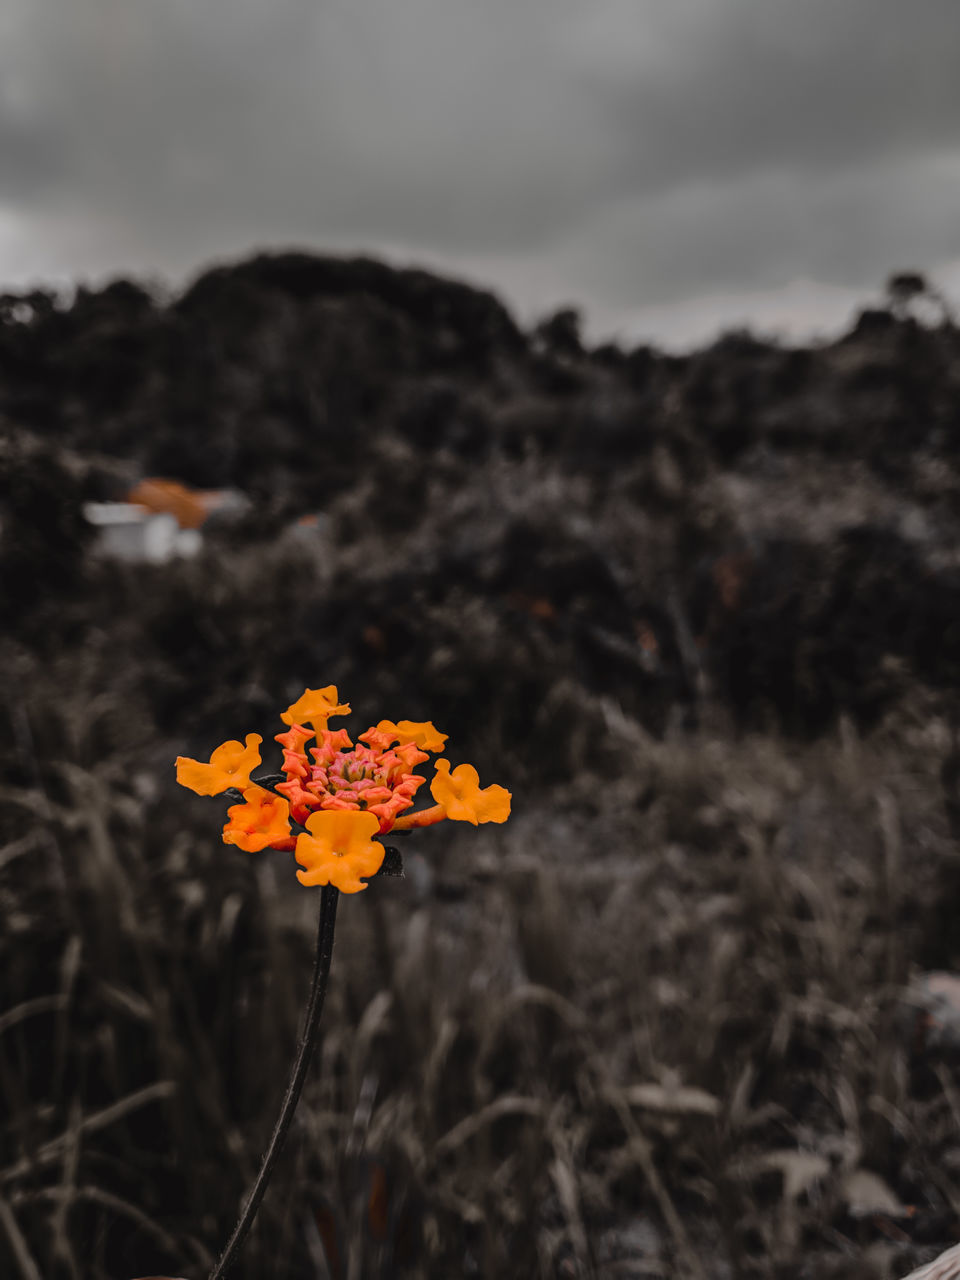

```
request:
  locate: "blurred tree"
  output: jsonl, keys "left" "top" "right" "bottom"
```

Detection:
{"left": 885, "top": 270, "right": 953, "bottom": 324}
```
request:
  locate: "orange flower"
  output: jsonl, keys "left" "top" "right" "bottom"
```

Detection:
{"left": 428, "top": 759, "right": 512, "bottom": 825}
{"left": 309, "top": 728, "right": 354, "bottom": 768}
{"left": 275, "top": 723, "right": 315, "bottom": 755}
{"left": 366, "top": 773, "right": 424, "bottom": 827}
{"left": 281, "top": 687, "right": 351, "bottom": 730}
{"left": 223, "top": 785, "right": 293, "bottom": 852}
{"left": 361, "top": 720, "right": 448, "bottom": 753}
{"left": 276, "top": 775, "right": 318, "bottom": 825}
{"left": 295, "top": 810, "right": 385, "bottom": 893}
{"left": 274, "top": 723, "right": 315, "bottom": 779}
{"left": 176, "top": 734, "right": 263, "bottom": 796}
{"left": 176, "top": 685, "right": 512, "bottom": 885}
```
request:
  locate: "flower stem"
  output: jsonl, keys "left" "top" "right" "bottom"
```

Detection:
{"left": 208, "top": 885, "right": 340, "bottom": 1280}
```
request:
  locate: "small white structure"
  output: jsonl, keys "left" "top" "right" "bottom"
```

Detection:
{"left": 83, "top": 502, "right": 202, "bottom": 563}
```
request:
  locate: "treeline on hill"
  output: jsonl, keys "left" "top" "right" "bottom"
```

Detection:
{"left": 1, "top": 255, "right": 960, "bottom": 761}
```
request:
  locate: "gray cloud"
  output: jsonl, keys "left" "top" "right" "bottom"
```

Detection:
{"left": 2, "top": 0, "right": 960, "bottom": 336}
{"left": 1, "top": 0, "right": 619, "bottom": 244}
{"left": 547, "top": 152, "right": 960, "bottom": 307}
{"left": 583, "top": 0, "right": 960, "bottom": 194}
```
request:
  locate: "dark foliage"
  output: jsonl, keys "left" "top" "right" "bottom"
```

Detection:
{"left": 2, "top": 252, "right": 960, "bottom": 1278}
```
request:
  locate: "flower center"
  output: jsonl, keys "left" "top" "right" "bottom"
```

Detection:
{"left": 337, "top": 755, "right": 377, "bottom": 784}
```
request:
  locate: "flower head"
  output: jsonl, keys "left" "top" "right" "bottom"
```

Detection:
{"left": 176, "top": 686, "right": 511, "bottom": 892}
{"left": 176, "top": 734, "right": 262, "bottom": 796}
{"left": 295, "top": 810, "right": 384, "bottom": 893}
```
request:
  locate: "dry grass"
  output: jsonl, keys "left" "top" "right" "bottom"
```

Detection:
{"left": 3, "top": 648, "right": 959, "bottom": 1277}
{"left": 3, "top": 288, "right": 960, "bottom": 1276}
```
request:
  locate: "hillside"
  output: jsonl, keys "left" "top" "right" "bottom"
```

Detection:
{"left": 2, "top": 254, "right": 960, "bottom": 1279}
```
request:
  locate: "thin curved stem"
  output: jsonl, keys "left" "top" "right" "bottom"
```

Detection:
{"left": 208, "top": 885, "right": 340, "bottom": 1280}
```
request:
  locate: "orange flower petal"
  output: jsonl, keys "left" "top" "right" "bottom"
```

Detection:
{"left": 287, "top": 746, "right": 315, "bottom": 779}
{"left": 295, "top": 810, "right": 384, "bottom": 893}
{"left": 310, "top": 728, "right": 355, "bottom": 767}
{"left": 391, "top": 742, "right": 430, "bottom": 771}
{"left": 281, "top": 686, "right": 351, "bottom": 730}
{"left": 362, "top": 720, "right": 448, "bottom": 753}
{"left": 176, "top": 734, "right": 263, "bottom": 796}
{"left": 222, "top": 785, "right": 293, "bottom": 852}
{"left": 276, "top": 777, "right": 321, "bottom": 824}
{"left": 319, "top": 793, "right": 363, "bottom": 811}
{"left": 365, "top": 792, "right": 416, "bottom": 832}
{"left": 429, "top": 759, "right": 512, "bottom": 826}
{"left": 275, "top": 724, "right": 314, "bottom": 754}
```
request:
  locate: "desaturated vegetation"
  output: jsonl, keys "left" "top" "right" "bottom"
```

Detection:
{"left": 1, "top": 256, "right": 960, "bottom": 1279}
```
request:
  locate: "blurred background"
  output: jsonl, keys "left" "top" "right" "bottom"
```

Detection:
{"left": 2, "top": 3, "right": 960, "bottom": 1278}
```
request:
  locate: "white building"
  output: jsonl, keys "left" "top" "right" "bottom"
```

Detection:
{"left": 82, "top": 502, "right": 203, "bottom": 563}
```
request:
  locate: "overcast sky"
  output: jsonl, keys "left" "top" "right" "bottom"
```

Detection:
{"left": 2, "top": 0, "right": 959, "bottom": 347}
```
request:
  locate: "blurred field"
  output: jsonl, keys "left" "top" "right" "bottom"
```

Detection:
{"left": 2, "top": 257, "right": 960, "bottom": 1278}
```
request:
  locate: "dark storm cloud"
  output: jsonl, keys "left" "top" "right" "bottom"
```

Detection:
{"left": 1, "top": 0, "right": 618, "bottom": 247}
{"left": 584, "top": 0, "right": 960, "bottom": 195}
{"left": 2, "top": 0, "right": 960, "bottom": 322}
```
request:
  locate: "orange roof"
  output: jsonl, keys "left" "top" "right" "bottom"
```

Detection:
{"left": 126, "top": 478, "right": 212, "bottom": 529}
